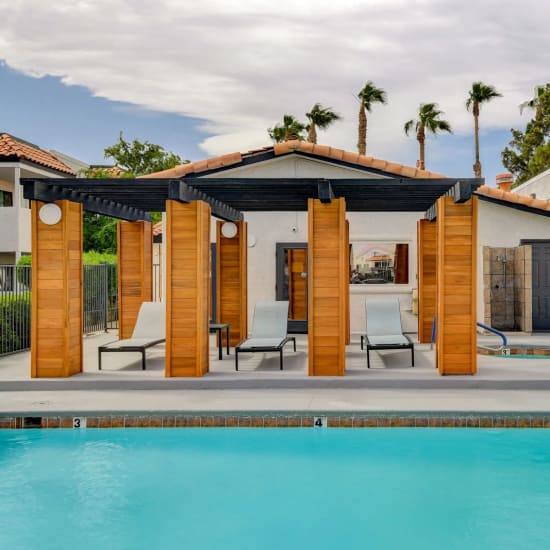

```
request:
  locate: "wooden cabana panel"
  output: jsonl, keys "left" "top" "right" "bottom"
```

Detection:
{"left": 308, "top": 198, "right": 347, "bottom": 376}
{"left": 436, "top": 196, "right": 478, "bottom": 375}
{"left": 31, "top": 200, "right": 83, "bottom": 378}
{"left": 216, "top": 220, "right": 248, "bottom": 346}
{"left": 117, "top": 221, "right": 153, "bottom": 339}
{"left": 166, "top": 200, "right": 210, "bottom": 377}
{"left": 417, "top": 219, "right": 437, "bottom": 343}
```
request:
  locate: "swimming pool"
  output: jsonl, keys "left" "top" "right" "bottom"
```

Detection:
{"left": 1, "top": 428, "right": 549, "bottom": 550}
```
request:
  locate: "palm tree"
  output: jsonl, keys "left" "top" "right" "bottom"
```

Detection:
{"left": 305, "top": 103, "right": 341, "bottom": 143}
{"left": 466, "top": 82, "right": 502, "bottom": 177}
{"left": 404, "top": 103, "right": 452, "bottom": 171}
{"left": 268, "top": 115, "right": 307, "bottom": 143}
{"left": 520, "top": 85, "right": 545, "bottom": 121}
{"left": 357, "top": 81, "right": 387, "bottom": 155}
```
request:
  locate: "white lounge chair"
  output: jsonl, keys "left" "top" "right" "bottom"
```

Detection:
{"left": 98, "top": 302, "right": 165, "bottom": 370}
{"left": 362, "top": 298, "right": 414, "bottom": 368}
{"left": 235, "top": 301, "right": 296, "bottom": 371}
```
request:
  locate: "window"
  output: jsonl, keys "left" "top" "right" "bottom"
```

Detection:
{"left": 0, "top": 190, "right": 13, "bottom": 207}
{"left": 350, "top": 242, "right": 409, "bottom": 284}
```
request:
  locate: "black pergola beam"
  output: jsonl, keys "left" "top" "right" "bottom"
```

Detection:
{"left": 168, "top": 180, "right": 243, "bottom": 222}
{"left": 318, "top": 179, "right": 334, "bottom": 203}
{"left": 450, "top": 180, "right": 482, "bottom": 203}
{"left": 22, "top": 180, "right": 150, "bottom": 221}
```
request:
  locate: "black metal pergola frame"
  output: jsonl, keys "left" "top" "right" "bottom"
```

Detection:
{"left": 21, "top": 177, "right": 484, "bottom": 220}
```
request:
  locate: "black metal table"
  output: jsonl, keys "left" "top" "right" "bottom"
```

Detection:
{"left": 209, "top": 323, "right": 230, "bottom": 360}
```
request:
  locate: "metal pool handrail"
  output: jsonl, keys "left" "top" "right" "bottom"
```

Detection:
{"left": 430, "top": 317, "right": 508, "bottom": 350}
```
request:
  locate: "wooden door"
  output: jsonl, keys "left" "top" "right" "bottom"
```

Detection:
{"left": 288, "top": 249, "right": 307, "bottom": 320}
{"left": 276, "top": 243, "right": 308, "bottom": 333}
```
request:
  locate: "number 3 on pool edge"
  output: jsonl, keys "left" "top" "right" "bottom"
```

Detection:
{"left": 72, "top": 417, "right": 86, "bottom": 429}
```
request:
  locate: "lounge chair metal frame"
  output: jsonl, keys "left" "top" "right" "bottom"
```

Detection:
{"left": 98, "top": 302, "right": 165, "bottom": 370}
{"left": 363, "top": 298, "right": 414, "bottom": 368}
{"left": 234, "top": 301, "right": 296, "bottom": 371}
{"left": 235, "top": 337, "right": 296, "bottom": 371}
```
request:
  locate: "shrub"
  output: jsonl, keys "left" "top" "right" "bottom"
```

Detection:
{"left": 0, "top": 293, "right": 31, "bottom": 354}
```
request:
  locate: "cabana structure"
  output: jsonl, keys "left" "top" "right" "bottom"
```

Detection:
{"left": 22, "top": 141, "right": 482, "bottom": 378}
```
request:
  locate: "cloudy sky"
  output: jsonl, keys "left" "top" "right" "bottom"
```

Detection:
{"left": 0, "top": 0, "right": 548, "bottom": 185}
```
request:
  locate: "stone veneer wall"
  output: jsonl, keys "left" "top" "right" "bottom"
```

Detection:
{"left": 482, "top": 246, "right": 532, "bottom": 331}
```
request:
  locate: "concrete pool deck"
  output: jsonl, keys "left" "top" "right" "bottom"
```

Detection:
{"left": 2, "top": 331, "right": 550, "bottom": 415}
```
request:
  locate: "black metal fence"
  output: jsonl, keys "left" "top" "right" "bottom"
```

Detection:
{"left": 0, "top": 265, "right": 31, "bottom": 356}
{"left": 83, "top": 264, "right": 118, "bottom": 334}
{"left": 0, "top": 264, "right": 118, "bottom": 356}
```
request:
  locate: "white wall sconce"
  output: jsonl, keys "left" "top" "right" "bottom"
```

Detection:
{"left": 38, "top": 203, "right": 62, "bottom": 225}
{"left": 221, "top": 222, "right": 238, "bottom": 238}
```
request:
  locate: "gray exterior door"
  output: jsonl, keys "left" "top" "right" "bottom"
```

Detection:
{"left": 529, "top": 241, "right": 550, "bottom": 331}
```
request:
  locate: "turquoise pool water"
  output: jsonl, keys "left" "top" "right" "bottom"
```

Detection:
{"left": 1, "top": 428, "right": 550, "bottom": 550}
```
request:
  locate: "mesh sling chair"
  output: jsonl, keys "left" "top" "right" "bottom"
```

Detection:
{"left": 362, "top": 298, "right": 414, "bottom": 368}
{"left": 98, "top": 302, "right": 165, "bottom": 370}
{"left": 235, "top": 301, "right": 296, "bottom": 371}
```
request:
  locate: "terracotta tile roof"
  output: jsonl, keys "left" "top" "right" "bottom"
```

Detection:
{"left": 476, "top": 185, "right": 550, "bottom": 213}
{"left": 153, "top": 222, "right": 162, "bottom": 236}
{"left": 141, "top": 140, "right": 446, "bottom": 179}
{"left": 0, "top": 133, "right": 75, "bottom": 175}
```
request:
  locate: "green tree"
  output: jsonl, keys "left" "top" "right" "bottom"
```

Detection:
{"left": 103, "top": 132, "right": 185, "bottom": 177}
{"left": 502, "top": 84, "right": 550, "bottom": 185}
{"left": 305, "top": 103, "right": 341, "bottom": 144}
{"left": 357, "top": 81, "right": 387, "bottom": 155}
{"left": 466, "top": 82, "right": 502, "bottom": 177}
{"left": 404, "top": 103, "right": 452, "bottom": 171}
{"left": 81, "top": 135, "right": 186, "bottom": 252}
{"left": 268, "top": 115, "right": 307, "bottom": 142}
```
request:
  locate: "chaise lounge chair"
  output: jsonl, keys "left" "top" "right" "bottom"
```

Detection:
{"left": 98, "top": 301, "right": 165, "bottom": 370}
{"left": 362, "top": 298, "right": 414, "bottom": 368}
{"left": 235, "top": 301, "right": 296, "bottom": 371}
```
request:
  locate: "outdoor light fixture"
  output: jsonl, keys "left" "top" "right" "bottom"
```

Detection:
{"left": 221, "top": 222, "right": 238, "bottom": 238}
{"left": 38, "top": 203, "right": 62, "bottom": 225}
{"left": 248, "top": 234, "right": 257, "bottom": 247}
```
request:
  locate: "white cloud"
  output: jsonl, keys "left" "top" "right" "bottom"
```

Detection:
{"left": 0, "top": 0, "right": 548, "bottom": 166}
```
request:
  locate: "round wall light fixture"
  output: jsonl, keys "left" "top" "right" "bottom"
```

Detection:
{"left": 38, "top": 203, "right": 62, "bottom": 225}
{"left": 221, "top": 222, "right": 238, "bottom": 238}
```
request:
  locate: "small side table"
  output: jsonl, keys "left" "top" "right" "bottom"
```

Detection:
{"left": 209, "top": 323, "right": 230, "bottom": 360}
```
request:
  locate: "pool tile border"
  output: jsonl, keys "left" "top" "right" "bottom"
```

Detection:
{"left": 2, "top": 413, "right": 550, "bottom": 429}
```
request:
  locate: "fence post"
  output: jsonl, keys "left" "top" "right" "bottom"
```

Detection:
{"left": 103, "top": 263, "right": 108, "bottom": 332}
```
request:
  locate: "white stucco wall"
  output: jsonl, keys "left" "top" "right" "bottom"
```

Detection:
{"left": 241, "top": 211, "right": 420, "bottom": 335}
{"left": 477, "top": 199, "right": 550, "bottom": 322}
{"left": 513, "top": 168, "right": 550, "bottom": 199}
{"left": 204, "top": 155, "right": 390, "bottom": 179}
{"left": 203, "top": 154, "right": 419, "bottom": 336}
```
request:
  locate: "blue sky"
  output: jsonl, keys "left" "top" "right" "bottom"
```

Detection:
{"left": 0, "top": 64, "right": 208, "bottom": 164}
{"left": 1, "top": 0, "right": 546, "bottom": 187}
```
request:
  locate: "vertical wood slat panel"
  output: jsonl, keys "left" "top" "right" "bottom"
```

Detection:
{"left": 417, "top": 219, "right": 437, "bottom": 343}
{"left": 308, "top": 198, "right": 346, "bottom": 376}
{"left": 216, "top": 220, "right": 247, "bottom": 346}
{"left": 436, "top": 196, "right": 477, "bottom": 375}
{"left": 166, "top": 200, "right": 210, "bottom": 377}
{"left": 31, "top": 200, "right": 83, "bottom": 378}
{"left": 117, "top": 221, "right": 153, "bottom": 339}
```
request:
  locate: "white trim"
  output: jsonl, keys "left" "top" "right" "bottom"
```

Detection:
{"left": 0, "top": 161, "right": 69, "bottom": 178}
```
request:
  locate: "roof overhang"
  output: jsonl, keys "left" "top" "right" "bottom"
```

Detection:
{"left": 21, "top": 177, "right": 484, "bottom": 221}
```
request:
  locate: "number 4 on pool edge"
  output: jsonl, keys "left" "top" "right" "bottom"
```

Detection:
{"left": 314, "top": 416, "right": 327, "bottom": 428}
